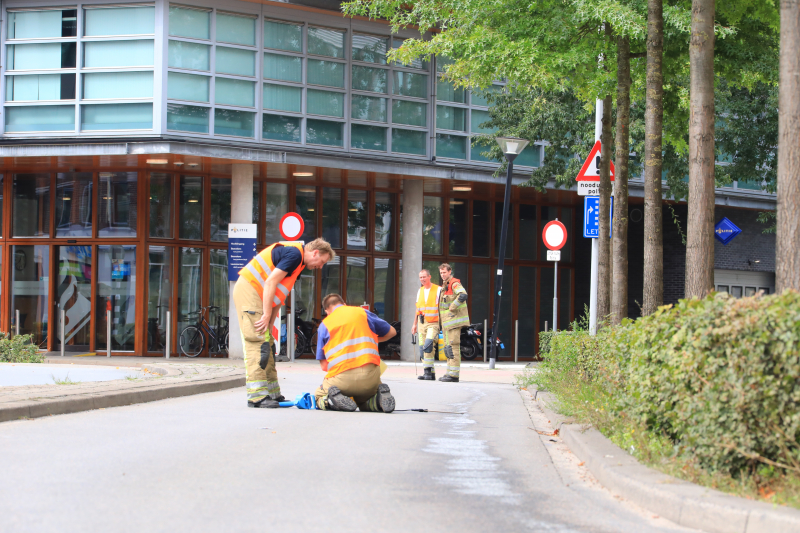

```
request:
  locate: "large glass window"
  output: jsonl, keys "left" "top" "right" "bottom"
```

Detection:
{"left": 351, "top": 124, "right": 386, "bottom": 151}
{"left": 374, "top": 258, "right": 397, "bottom": 321}
{"left": 8, "top": 9, "right": 77, "bottom": 39}
{"left": 81, "top": 103, "right": 153, "bottom": 130}
{"left": 84, "top": 6, "right": 154, "bottom": 36}
{"left": 436, "top": 105, "right": 466, "bottom": 131}
{"left": 149, "top": 173, "right": 173, "bottom": 239}
{"left": 423, "top": 196, "right": 443, "bottom": 254}
{"left": 473, "top": 200, "right": 490, "bottom": 257}
{"left": 307, "top": 60, "right": 345, "bottom": 88}
{"left": 215, "top": 78, "right": 255, "bottom": 107}
{"left": 56, "top": 245, "right": 92, "bottom": 351}
{"left": 13, "top": 174, "right": 50, "bottom": 237}
{"left": 264, "top": 53, "right": 302, "bottom": 82}
{"left": 168, "top": 72, "right": 209, "bottom": 102}
{"left": 322, "top": 188, "right": 342, "bottom": 248}
{"left": 178, "top": 247, "right": 203, "bottom": 343}
{"left": 540, "top": 265, "right": 554, "bottom": 333}
{"left": 295, "top": 186, "right": 317, "bottom": 242}
{"left": 436, "top": 134, "right": 467, "bottom": 159}
{"left": 539, "top": 206, "right": 557, "bottom": 261}
{"left": 353, "top": 34, "right": 388, "bottom": 64}
{"left": 97, "top": 245, "right": 136, "bottom": 351}
{"left": 11, "top": 245, "right": 50, "bottom": 345}
{"left": 346, "top": 256, "right": 367, "bottom": 306}
{"left": 516, "top": 145, "right": 541, "bottom": 167}
{"left": 470, "top": 263, "right": 491, "bottom": 334}
{"left": 264, "top": 20, "right": 302, "bottom": 52}
{"left": 352, "top": 95, "right": 387, "bottom": 122}
{"left": 375, "top": 192, "right": 395, "bottom": 252}
{"left": 392, "top": 129, "right": 426, "bottom": 155}
{"left": 6, "top": 74, "right": 75, "bottom": 101}
{"left": 347, "top": 190, "right": 368, "bottom": 250}
{"left": 217, "top": 13, "right": 256, "bottom": 46}
{"left": 209, "top": 249, "right": 229, "bottom": 353}
{"left": 393, "top": 71, "right": 427, "bottom": 98}
{"left": 518, "top": 266, "right": 537, "bottom": 357}
{"left": 296, "top": 269, "right": 316, "bottom": 324}
{"left": 210, "top": 178, "right": 231, "bottom": 242}
{"left": 55, "top": 173, "right": 92, "bottom": 238}
{"left": 519, "top": 204, "right": 537, "bottom": 261}
{"left": 7, "top": 43, "right": 76, "bottom": 70}
{"left": 264, "top": 183, "right": 288, "bottom": 244}
{"left": 179, "top": 176, "right": 203, "bottom": 240}
{"left": 168, "top": 41, "right": 210, "bottom": 71}
{"left": 392, "top": 100, "right": 426, "bottom": 127}
{"left": 147, "top": 246, "right": 173, "bottom": 352}
{"left": 216, "top": 47, "right": 256, "bottom": 77}
{"left": 321, "top": 256, "right": 340, "bottom": 298}
{"left": 83, "top": 72, "right": 153, "bottom": 99}
{"left": 495, "top": 202, "right": 513, "bottom": 259}
{"left": 169, "top": 6, "right": 210, "bottom": 40}
{"left": 437, "top": 79, "right": 465, "bottom": 103}
{"left": 214, "top": 108, "right": 255, "bottom": 137}
{"left": 167, "top": 104, "right": 209, "bottom": 133}
{"left": 307, "top": 90, "right": 344, "bottom": 117}
{"left": 84, "top": 40, "right": 154, "bottom": 68}
{"left": 308, "top": 27, "right": 345, "bottom": 58}
{"left": 99, "top": 172, "right": 137, "bottom": 238}
{"left": 5, "top": 105, "right": 74, "bottom": 132}
{"left": 306, "top": 119, "right": 343, "bottom": 147}
{"left": 264, "top": 84, "right": 302, "bottom": 113}
{"left": 449, "top": 198, "right": 468, "bottom": 255}
{"left": 352, "top": 65, "right": 387, "bottom": 93}
{"left": 263, "top": 114, "right": 301, "bottom": 142}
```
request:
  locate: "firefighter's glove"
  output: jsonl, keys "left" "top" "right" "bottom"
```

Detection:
{"left": 259, "top": 342, "right": 272, "bottom": 370}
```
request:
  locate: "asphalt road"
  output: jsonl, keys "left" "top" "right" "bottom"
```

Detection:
{"left": 0, "top": 367, "right": 695, "bottom": 533}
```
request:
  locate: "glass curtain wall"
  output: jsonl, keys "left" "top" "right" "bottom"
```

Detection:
{"left": 97, "top": 245, "right": 136, "bottom": 351}
{"left": 11, "top": 245, "right": 49, "bottom": 346}
{"left": 56, "top": 245, "right": 92, "bottom": 351}
{"left": 148, "top": 246, "right": 173, "bottom": 353}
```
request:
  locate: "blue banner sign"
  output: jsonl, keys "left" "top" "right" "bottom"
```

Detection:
{"left": 714, "top": 217, "right": 742, "bottom": 246}
{"left": 228, "top": 224, "right": 258, "bottom": 281}
{"left": 583, "top": 196, "right": 613, "bottom": 238}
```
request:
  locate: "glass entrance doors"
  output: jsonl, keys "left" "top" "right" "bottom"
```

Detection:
{"left": 55, "top": 246, "right": 92, "bottom": 353}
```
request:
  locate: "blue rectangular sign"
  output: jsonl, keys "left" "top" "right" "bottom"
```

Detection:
{"left": 228, "top": 224, "right": 258, "bottom": 281}
{"left": 583, "top": 196, "right": 613, "bottom": 238}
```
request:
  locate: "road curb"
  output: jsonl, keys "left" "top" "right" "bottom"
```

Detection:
{"left": 0, "top": 374, "right": 244, "bottom": 423}
{"left": 557, "top": 422, "right": 800, "bottom": 533}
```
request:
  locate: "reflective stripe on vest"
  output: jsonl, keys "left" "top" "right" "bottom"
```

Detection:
{"left": 322, "top": 305, "right": 381, "bottom": 379}
{"left": 416, "top": 285, "right": 440, "bottom": 323}
{"left": 238, "top": 242, "right": 305, "bottom": 307}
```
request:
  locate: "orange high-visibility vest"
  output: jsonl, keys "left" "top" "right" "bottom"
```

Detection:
{"left": 238, "top": 242, "right": 305, "bottom": 307}
{"left": 322, "top": 305, "right": 381, "bottom": 379}
{"left": 416, "top": 285, "right": 440, "bottom": 323}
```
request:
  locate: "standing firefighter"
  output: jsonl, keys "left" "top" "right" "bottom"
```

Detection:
{"left": 412, "top": 269, "right": 441, "bottom": 381}
{"left": 438, "top": 263, "right": 469, "bottom": 382}
{"left": 233, "top": 238, "right": 334, "bottom": 408}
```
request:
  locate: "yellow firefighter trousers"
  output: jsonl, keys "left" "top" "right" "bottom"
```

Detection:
{"left": 233, "top": 278, "right": 281, "bottom": 404}
{"left": 443, "top": 327, "right": 461, "bottom": 378}
{"left": 419, "top": 319, "right": 440, "bottom": 370}
{"left": 315, "top": 363, "right": 384, "bottom": 411}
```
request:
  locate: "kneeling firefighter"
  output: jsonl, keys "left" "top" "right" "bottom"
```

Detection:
{"left": 314, "top": 294, "right": 397, "bottom": 412}
{"left": 438, "top": 263, "right": 469, "bottom": 382}
{"left": 412, "top": 269, "right": 441, "bottom": 381}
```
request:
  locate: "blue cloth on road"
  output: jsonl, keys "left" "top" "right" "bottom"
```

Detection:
{"left": 316, "top": 305, "right": 391, "bottom": 360}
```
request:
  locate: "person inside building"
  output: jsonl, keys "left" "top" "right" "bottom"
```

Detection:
{"left": 234, "top": 238, "right": 335, "bottom": 408}
{"left": 438, "top": 263, "right": 469, "bottom": 382}
{"left": 412, "top": 269, "right": 441, "bottom": 381}
{"left": 314, "top": 294, "right": 397, "bottom": 412}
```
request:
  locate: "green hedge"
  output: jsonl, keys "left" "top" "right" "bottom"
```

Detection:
{"left": 0, "top": 333, "right": 45, "bottom": 363}
{"left": 535, "top": 291, "right": 800, "bottom": 476}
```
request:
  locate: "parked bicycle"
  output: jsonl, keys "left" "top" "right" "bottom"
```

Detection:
{"left": 179, "top": 305, "right": 229, "bottom": 357}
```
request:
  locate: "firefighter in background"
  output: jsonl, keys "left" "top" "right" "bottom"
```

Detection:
{"left": 233, "top": 238, "right": 334, "bottom": 408}
{"left": 412, "top": 269, "right": 441, "bottom": 381}
{"left": 438, "top": 263, "right": 469, "bottom": 382}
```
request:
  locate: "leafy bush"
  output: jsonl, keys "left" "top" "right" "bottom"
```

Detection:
{"left": 534, "top": 291, "right": 800, "bottom": 478}
{"left": 538, "top": 331, "right": 555, "bottom": 358}
{"left": 0, "top": 333, "right": 45, "bottom": 363}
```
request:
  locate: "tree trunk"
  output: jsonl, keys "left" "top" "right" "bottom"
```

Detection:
{"left": 643, "top": 0, "right": 664, "bottom": 315}
{"left": 777, "top": 0, "right": 800, "bottom": 293}
{"left": 612, "top": 37, "right": 631, "bottom": 325}
{"left": 685, "top": 0, "right": 716, "bottom": 299}
{"left": 597, "top": 94, "right": 613, "bottom": 321}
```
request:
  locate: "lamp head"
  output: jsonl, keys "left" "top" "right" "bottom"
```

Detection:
{"left": 496, "top": 136, "right": 529, "bottom": 157}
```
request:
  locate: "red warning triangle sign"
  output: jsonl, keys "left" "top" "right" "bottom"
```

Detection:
{"left": 576, "top": 140, "right": 615, "bottom": 182}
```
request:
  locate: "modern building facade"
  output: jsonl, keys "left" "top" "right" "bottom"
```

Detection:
{"left": 0, "top": 0, "right": 777, "bottom": 359}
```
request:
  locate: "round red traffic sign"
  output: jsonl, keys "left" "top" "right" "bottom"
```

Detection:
{"left": 279, "top": 212, "right": 305, "bottom": 241}
{"left": 542, "top": 220, "right": 568, "bottom": 250}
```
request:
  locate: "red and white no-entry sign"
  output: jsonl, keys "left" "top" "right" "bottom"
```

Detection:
{"left": 279, "top": 212, "right": 305, "bottom": 241}
{"left": 542, "top": 220, "right": 568, "bottom": 250}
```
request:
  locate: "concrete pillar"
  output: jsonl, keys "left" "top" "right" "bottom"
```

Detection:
{"left": 400, "top": 179, "right": 424, "bottom": 362}
{"left": 228, "top": 163, "right": 254, "bottom": 360}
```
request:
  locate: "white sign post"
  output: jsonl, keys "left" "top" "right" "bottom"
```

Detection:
{"left": 542, "top": 219, "right": 568, "bottom": 332}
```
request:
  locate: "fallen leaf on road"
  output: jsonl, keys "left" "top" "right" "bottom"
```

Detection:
{"left": 528, "top": 427, "right": 559, "bottom": 437}
{"left": 578, "top": 461, "right": 585, "bottom": 466}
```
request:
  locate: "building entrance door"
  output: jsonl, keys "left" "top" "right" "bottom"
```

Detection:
{"left": 54, "top": 246, "right": 93, "bottom": 353}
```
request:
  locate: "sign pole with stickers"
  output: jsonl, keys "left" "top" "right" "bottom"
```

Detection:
{"left": 542, "top": 219, "right": 568, "bottom": 331}
{"left": 278, "top": 212, "right": 304, "bottom": 361}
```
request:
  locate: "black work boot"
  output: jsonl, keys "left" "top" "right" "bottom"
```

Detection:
{"left": 271, "top": 394, "right": 286, "bottom": 402}
{"left": 376, "top": 383, "right": 395, "bottom": 413}
{"left": 417, "top": 367, "right": 435, "bottom": 380}
{"left": 325, "top": 386, "right": 357, "bottom": 412}
{"left": 439, "top": 374, "right": 459, "bottom": 383}
{"left": 247, "top": 397, "right": 280, "bottom": 408}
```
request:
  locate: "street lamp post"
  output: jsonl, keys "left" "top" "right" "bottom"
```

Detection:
{"left": 489, "top": 136, "right": 530, "bottom": 369}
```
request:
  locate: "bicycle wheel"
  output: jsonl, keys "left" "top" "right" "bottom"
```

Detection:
{"left": 295, "top": 331, "right": 306, "bottom": 357}
{"left": 310, "top": 330, "right": 318, "bottom": 356}
{"left": 224, "top": 332, "right": 229, "bottom": 355}
{"left": 179, "top": 326, "right": 205, "bottom": 357}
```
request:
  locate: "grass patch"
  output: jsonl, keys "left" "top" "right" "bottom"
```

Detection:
{"left": 51, "top": 373, "right": 80, "bottom": 385}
